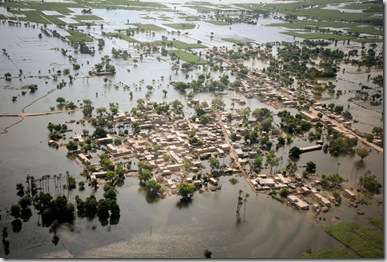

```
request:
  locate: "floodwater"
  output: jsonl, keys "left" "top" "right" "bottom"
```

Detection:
{"left": 0, "top": 3, "right": 384, "bottom": 259}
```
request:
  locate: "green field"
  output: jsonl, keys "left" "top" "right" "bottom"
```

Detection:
{"left": 143, "top": 40, "right": 206, "bottom": 50}
{"left": 325, "top": 219, "right": 383, "bottom": 258}
{"left": 181, "top": 15, "right": 201, "bottom": 21}
{"left": 267, "top": 21, "right": 355, "bottom": 29}
{"left": 66, "top": 29, "right": 94, "bottom": 42}
{"left": 167, "top": 50, "right": 207, "bottom": 65}
{"left": 45, "top": 15, "right": 66, "bottom": 25}
{"left": 73, "top": 15, "right": 103, "bottom": 21}
{"left": 103, "top": 0, "right": 167, "bottom": 8}
{"left": 172, "top": 40, "right": 206, "bottom": 49}
{"left": 282, "top": 31, "right": 351, "bottom": 41}
{"left": 103, "top": 32, "right": 138, "bottom": 43}
{"left": 205, "top": 20, "right": 229, "bottom": 26}
{"left": 163, "top": 23, "right": 196, "bottom": 30}
{"left": 27, "top": 2, "right": 76, "bottom": 15}
{"left": 349, "top": 26, "right": 383, "bottom": 36}
{"left": 20, "top": 11, "right": 51, "bottom": 24}
{"left": 222, "top": 38, "right": 248, "bottom": 45}
{"left": 132, "top": 23, "right": 165, "bottom": 31}
{"left": 298, "top": 246, "right": 356, "bottom": 259}
{"left": 368, "top": 216, "right": 384, "bottom": 230}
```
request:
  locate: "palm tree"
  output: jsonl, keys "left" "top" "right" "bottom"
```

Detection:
{"left": 53, "top": 174, "right": 57, "bottom": 189}
{"left": 26, "top": 174, "right": 31, "bottom": 197}
{"left": 236, "top": 190, "right": 244, "bottom": 213}
{"left": 58, "top": 173, "right": 62, "bottom": 194}
{"left": 47, "top": 174, "right": 50, "bottom": 193}
{"left": 243, "top": 193, "right": 249, "bottom": 215}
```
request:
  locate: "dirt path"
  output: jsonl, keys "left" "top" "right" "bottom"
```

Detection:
{"left": 0, "top": 88, "right": 79, "bottom": 134}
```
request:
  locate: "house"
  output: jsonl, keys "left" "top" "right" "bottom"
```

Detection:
{"left": 96, "top": 134, "right": 113, "bottom": 144}
{"left": 234, "top": 148, "right": 244, "bottom": 158}
{"left": 90, "top": 171, "right": 107, "bottom": 181}
{"left": 343, "top": 189, "right": 356, "bottom": 199}
{"left": 258, "top": 178, "right": 275, "bottom": 187}
{"left": 287, "top": 195, "right": 309, "bottom": 210}
{"left": 209, "top": 177, "right": 218, "bottom": 185}
{"left": 77, "top": 153, "right": 90, "bottom": 164}
{"left": 313, "top": 193, "right": 332, "bottom": 207}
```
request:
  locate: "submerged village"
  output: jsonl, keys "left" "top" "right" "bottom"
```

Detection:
{"left": 0, "top": 0, "right": 384, "bottom": 258}
{"left": 44, "top": 44, "right": 383, "bottom": 216}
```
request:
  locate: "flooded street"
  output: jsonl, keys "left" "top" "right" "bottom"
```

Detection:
{"left": 0, "top": 2, "right": 383, "bottom": 258}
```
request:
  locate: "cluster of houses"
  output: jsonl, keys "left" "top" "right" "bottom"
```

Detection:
{"left": 71, "top": 105, "right": 241, "bottom": 192}
{"left": 250, "top": 172, "right": 357, "bottom": 212}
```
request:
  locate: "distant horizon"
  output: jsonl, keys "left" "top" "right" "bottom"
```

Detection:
{"left": 35, "top": 0, "right": 299, "bottom": 4}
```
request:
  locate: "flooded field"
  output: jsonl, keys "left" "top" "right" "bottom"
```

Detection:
{"left": 0, "top": 1, "right": 383, "bottom": 259}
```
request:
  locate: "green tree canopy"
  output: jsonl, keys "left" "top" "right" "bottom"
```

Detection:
{"left": 177, "top": 182, "right": 195, "bottom": 200}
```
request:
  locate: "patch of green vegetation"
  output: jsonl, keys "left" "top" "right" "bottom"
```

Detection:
{"left": 73, "top": 15, "right": 103, "bottom": 21}
{"left": 267, "top": 21, "right": 355, "bottom": 29}
{"left": 298, "top": 246, "right": 356, "bottom": 258}
{"left": 181, "top": 15, "right": 201, "bottom": 21}
{"left": 352, "top": 38, "right": 383, "bottom": 43}
{"left": 205, "top": 20, "right": 229, "bottom": 26}
{"left": 325, "top": 220, "right": 383, "bottom": 258}
{"left": 103, "top": 32, "right": 138, "bottom": 43}
{"left": 349, "top": 26, "right": 383, "bottom": 36}
{"left": 172, "top": 40, "right": 206, "bottom": 49}
{"left": 0, "top": 1, "right": 30, "bottom": 10}
{"left": 27, "top": 2, "right": 77, "bottom": 15}
{"left": 20, "top": 11, "right": 51, "bottom": 24}
{"left": 104, "top": 0, "right": 167, "bottom": 8}
{"left": 163, "top": 23, "right": 196, "bottom": 30}
{"left": 66, "top": 29, "right": 94, "bottom": 43}
{"left": 292, "top": 7, "right": 373, "bottom": 22}
{"left": 368, "top": 216, "right": 383, "bottom": 230}
{"left": 132, "top": 23, "right": 165, "bottom": 31}
{"left": 168, "top": 50, "right": 207, "bottom": 65}
{"left": 222, "top": 38, "right": 248, "bottom": 45}
{"left": 345, "top": 3, "right": 383, "bottom": 12}
{"left": 228, "top": 178, "right": 239, "bottom": 185}
{"left": 282, "top": 31, "right": 351, "bottom": 41}
{"left": 45, "top": 15, "right": 66, "bottom": 25}
{"left": 0, "top": 14, "right": 6, "bottom": 19}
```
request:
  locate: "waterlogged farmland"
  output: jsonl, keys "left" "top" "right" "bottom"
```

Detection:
{"left": 0, "top": 0, "right": 384, "bottom": 259}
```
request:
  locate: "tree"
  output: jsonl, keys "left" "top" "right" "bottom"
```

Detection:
{"left": 236, "top": 190, "right": 244, "bottom": 213}
{"left": 4, "top": 72, "right": 11, "bottom": 80}
{"left": 204, "top": 249, "right": 212, "bottom": 258}
{"left": 306, "top": 161, "right": 316, "bottom": 173}
{"left": 139, "top": 169, "right": 153, "bottom": 185}
{"left": 56, "top": 97, "right": 66, "bottom": 104}
{"left": 356, "top": 148, "right": 369, "bottom": 161}
{"left": 10, "top": 204, "right": 21, "bottom": 218}
{"left": 372, "top": 127, "right": 383, "bottom": 136}
{"left": 289, "top": 146, "right": 301, "bottom": 158}
{"left": 145, "top": 179, "right": 161, "bottom": 198}
{"left": 183, "top": 158, "right": 192, "bottom": 171}
{"left": 177, "top": 182, "right": 195, "bottom": 200}
{"left": 66, "top": 141, "right": 78, "bottom": 152}
{"left": 253, "top": 155, "right": 263, "bottom": 169}
{"left": 358, "top": 173, "right": 382, "bottom": 194}
{"left": 93, "top": 127, "right": 107, "bottom": 138}
{"left": 280, "top": 188, "right": 290, "bottom": 198}
{"left": 208, "top": 157, "right": 220, "bottom": 172}
{"left": 211, "top": 97, "right": 225, "bottom": 110}
{"left": 103, "top": 188, "right": 117, "bottom": 200}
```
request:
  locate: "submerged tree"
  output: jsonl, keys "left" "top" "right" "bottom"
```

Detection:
{"left": 177, "top": 182, "right": 195, "bottom": 200}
